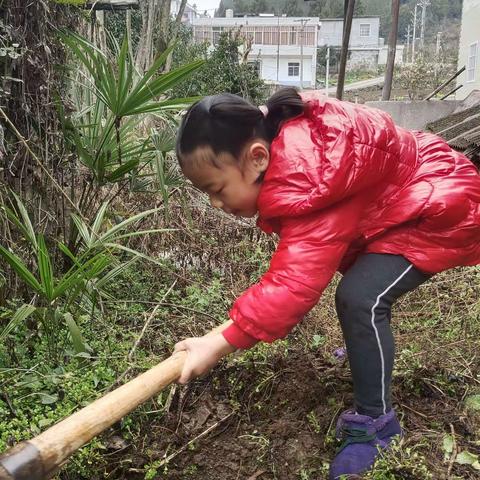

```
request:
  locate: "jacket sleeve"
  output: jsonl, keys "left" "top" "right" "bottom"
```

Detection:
{"left": 222, "top": 198, "right": 365, "bottom": 349}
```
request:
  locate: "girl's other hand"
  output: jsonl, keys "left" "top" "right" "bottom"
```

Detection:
{"left": 173, "top": 333, "right": 237, "bottom": 384}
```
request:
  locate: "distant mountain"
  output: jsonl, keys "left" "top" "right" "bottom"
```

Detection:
{"left": 215, "top": 0, "right": 310, "bottom": 17}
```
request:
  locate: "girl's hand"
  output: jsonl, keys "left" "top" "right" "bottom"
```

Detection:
{"left": 173, "top": 333, "right": 237, "bottom": 384}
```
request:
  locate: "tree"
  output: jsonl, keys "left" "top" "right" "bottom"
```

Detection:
{"left": 396, "top": 57, "right": 455, "bottom": 99}
{"left": 217, "top": 0, "right": 310, "bottom": 17}
{"left": 171, "top": 27, "right": 267, "bottom": 104}
{"left": 309, "top": 0, "right": 348, "bottom": 17}
{"left": 108, "top": 0, "right": 188, "bottom": 74}
{"left": 135, "top": 0, "right": 185, "bottom": 73}
{"left": 251, "top": 0, "right": 268, "bottom": 15}
{"left": 165, "top": 0, "right": 188, "bottom": 71}
{"left": 283, "top": 0, "right": 303, "bottom": 16}
{"left": 154, "top": 0, "right": 172, "bottom": 62}
{"left": 355, "top": 0, "right": 365, "bottom": 16}
{"left": 215, "top": 0, "right": 233, "bottom": 17}
{"left": 135, "top": 0, "right": 154, "bottom": 72}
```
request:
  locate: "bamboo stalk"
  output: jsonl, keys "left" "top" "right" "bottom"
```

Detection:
{"left": 439, "top": 84, "right": 463, "bottom": 100}
{"left": 0, "top": 321, "right": 232, "bottom": 480}
{"left": 423, "top": 66, "right": 466, "bottom": 101}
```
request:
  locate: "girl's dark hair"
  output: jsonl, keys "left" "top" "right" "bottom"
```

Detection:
{"left": 176, "top": 87, "right": 304, "bottom": 164}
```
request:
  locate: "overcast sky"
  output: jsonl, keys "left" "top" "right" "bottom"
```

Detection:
{"left": 192, "top": 0, "right": 221, "bottom": 15}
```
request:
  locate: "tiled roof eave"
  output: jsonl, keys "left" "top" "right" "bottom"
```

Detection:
{"left": 448, "top": 124, "right": 480, "bottom": 149}
{"left": 427, "top": 105, "right": 480, "bottom": 134}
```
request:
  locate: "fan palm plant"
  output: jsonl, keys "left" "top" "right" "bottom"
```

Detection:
{"left": 60, "top": 32, "right": 201, "bottom": 186}
{"left": 57, "top": 32, "right": 202, "bottom": 249}
{"left": 0, "top": 192, "right": 169, "bottom": 362}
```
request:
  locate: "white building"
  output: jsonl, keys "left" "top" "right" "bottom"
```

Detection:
{"left": 456, "top": 0, "right": 480, "bottom": 99}
{"left": 192, "top": 14, "right": 320, "bottom": 88}
{"left": 319, "top": 17, "right": 404, "bottom": 68}
{"left": 170, "top": 1, "right": 199, "bottom": 23}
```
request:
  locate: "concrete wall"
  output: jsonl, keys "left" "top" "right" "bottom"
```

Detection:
{"left": 365, "top": 101, "right": 461, "bottom": 130}
{"left": 377, "top": 45, "right": 405, "bottom": 65}
{"left": 257, "top": 56, "right": 315, "bottom": 87}
{"left": 247, "top": 44, "right": 316, "bottom": 88}
{"left": 348, "top": 50, "right": 378, "bottom": 69}
{"left": 318, "top": 17, "right": 380, "bottom": 47}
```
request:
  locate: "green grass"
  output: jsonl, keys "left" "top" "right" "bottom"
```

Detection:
{"left": 0, "top": 295, "right": 146, "bottom": 476}
{"left": 1, "top": 255, "right": 479, "bottom": 479}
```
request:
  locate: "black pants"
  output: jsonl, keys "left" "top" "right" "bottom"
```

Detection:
{"left": 335, "top": 253, "right": 432, "bottom": 417}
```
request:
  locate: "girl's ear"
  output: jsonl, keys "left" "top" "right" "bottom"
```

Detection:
{"left": 247, "top": 141, "right": 270, "bottom": 173}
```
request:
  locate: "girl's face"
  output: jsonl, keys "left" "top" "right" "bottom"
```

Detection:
{"left": 182, "top": 141, "right": 269, "bottom": 218}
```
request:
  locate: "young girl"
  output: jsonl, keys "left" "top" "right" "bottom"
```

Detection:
{"left": 173, "top": 88, "right": 480, "bottom": 478}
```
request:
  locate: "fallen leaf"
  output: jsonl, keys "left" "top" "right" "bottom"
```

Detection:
{"left": 455, "top": 450, "right": 480, "bottom": 469}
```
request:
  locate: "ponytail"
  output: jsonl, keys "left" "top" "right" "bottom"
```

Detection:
{"left": 176, "top": 88, "right": 305, "bottom": 165}
{"left": 263, "top": 87, "right": 305, "bottom": 141}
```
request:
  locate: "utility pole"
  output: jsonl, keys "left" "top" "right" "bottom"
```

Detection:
{"left": 382, "top": 0, "right": 400, "bottom": 100}
{"left": 325, "top": 46, "right": 330, "bottom": 96}
{"left": 313, "top": 21, "right": 321, "bottom": 89}
{"left": 406, "top": 23, "right": 411, "bottom": 63}
{"left": 276, "top": 14, "right": 280, "bottom": 85}
{"left": 436, "top": 31, "right": 442, "bottom": 58}
{"left": 412, "top": 3, "right": 418, "bottom": 62}
{"left": 337, "top": 0, "right": 355, "bottom": 100}
{"left": 419, "top": 0, "right": 430, "bottom": 51}
{"left": 300, "top": 23, "right": 304, "bottom": 89}
{"left": 294, "top": 18, "right": 309, "bottom": 90}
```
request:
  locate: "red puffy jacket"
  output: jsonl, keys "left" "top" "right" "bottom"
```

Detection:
{"left": 222, "top": 93, "right": 480, "bottom": 349}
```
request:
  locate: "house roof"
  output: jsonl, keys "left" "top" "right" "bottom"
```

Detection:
{"left": 426, "top": 91, "right": 480, "bottom": 168}
{"left": 192, "top": 16, "right": 320, "bottom": 27}
{"left": 320, "top": 16, "right": 380, "bottom": 21}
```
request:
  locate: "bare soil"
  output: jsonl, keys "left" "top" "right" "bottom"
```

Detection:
{"left": 101, "top": 332, "right": 479, "bottom": 479}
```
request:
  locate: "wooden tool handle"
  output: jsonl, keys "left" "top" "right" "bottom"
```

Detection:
{"left": 0, "top": 321, "right": 233, "bottom": 480}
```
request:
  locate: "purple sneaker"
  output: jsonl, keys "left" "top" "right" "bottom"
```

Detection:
{"left": 329, "top": 409, "right": 402, "bottom": 479}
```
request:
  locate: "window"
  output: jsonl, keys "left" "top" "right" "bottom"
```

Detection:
{"left": 263, "top": 26, "right": 274, "bottom": 45}
{"left": 304, "top": 26, "right": 316, "bottom": 46}
{"left": 254, "top": 27, "right": 263, "bottom": 44}
{"left": 467, "top": 42, "right": 478, "bottom": 82}
{"left": 289, "top": 27, "right": 297, "bottom": 45}
{"left": 359, "top": 23, "right": 371, "bottom": 37}
{"left": 288, "top": 62, "right": 300, "bottom": 77}
{"left": 212, "top": 27, "right": 223, "bottom": 44}
{"left": 243, "top": 26, "right": 255, "bottom": 43}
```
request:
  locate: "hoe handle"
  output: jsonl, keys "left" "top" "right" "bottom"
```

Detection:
{"left": 0, "top": 321, "right": 232, "bottom": 480}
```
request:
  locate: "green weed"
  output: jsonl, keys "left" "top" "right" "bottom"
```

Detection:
{"left": 362, "top": 438, "right": 433, "bottom": 479}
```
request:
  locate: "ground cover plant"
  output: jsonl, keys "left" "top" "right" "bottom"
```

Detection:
{"left": 79, "top": 204, "right": 480, "bottom": 480}
{"left": 4, "top": 195, "right": 478, "bottom": 479}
